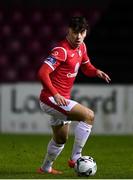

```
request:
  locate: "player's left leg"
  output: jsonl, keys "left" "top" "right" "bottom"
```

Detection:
{"left": 40, "top": 123, "right": 70, "bottom": 174}
{"left": 66, "top": 103, "right": 94, "bottom": 167}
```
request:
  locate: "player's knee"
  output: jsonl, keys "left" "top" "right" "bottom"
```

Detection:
{"left": 55, "top": 135, "right": 68, "bottom": 144}
{"left": 85, "top": 109, "right": 95, "bottom": 124}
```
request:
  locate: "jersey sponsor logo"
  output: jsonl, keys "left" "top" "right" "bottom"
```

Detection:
{"left": 67, "top": 72, "right": 78, "bottom": 78}
{"left": 45, "top": 56, "right": 56, "bottom": 65}
{"left": 67, "top": 63, "right": 80, "bottom": 78}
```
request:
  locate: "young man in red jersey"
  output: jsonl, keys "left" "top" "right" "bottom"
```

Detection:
{"left": 37, "top": 16, "right": 111, "bottom": 175}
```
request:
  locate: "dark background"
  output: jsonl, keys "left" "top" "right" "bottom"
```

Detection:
{"left": 0, "top": 0, "right": 132, "bottom": 84}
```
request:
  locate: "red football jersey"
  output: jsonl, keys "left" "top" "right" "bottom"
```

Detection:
{"left": 40, "top": 39, "right": 94, "bottom": 99}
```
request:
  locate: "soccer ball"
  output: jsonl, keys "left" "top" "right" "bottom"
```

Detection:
{"left": 74, "top": 156, "right": 97, "bottom": 177}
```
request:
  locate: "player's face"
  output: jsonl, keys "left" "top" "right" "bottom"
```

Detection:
{"left": 67, "top": 28, "right": 87, "bottom": 48}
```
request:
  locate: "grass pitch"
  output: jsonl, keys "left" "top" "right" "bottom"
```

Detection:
{"left": 0, "top": 134, "right": 133, "bottom": 179}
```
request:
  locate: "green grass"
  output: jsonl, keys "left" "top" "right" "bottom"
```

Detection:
{"left": 0, "top": 134, "right": 133, "bottom": 179}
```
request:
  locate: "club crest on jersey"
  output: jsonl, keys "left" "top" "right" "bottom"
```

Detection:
{"left": 51, "top": 51, "right": 59, "bottom": 56}
{"left": 46, "top": 56, "right": 56, "bottom": 65}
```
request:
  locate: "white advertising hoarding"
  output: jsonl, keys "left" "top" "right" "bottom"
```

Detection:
{"left": 0, "top": 83, "right": 133, "bottom": 134}
{"left": 1, "top": 84, "right": 52, "bottom": 134}
{"left": 71, "top": 85, "right": 125, "bottom": 134}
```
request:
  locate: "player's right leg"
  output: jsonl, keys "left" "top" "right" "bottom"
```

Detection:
{"left": 38, "top": 123, "right": 70, "bottom": 175}
{"left": 66, "top": 103, "right": 95, "bottom": 168}
{"left": 37, "top": 99, "right": 72, "bottom": 175}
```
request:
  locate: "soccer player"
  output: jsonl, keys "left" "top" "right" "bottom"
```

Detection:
{"left": 37, "top": 16, "right": 111, "bottom": 175}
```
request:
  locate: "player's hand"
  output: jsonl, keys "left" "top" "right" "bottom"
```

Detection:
{"left": 54, "top": 93, "right": 69, "bottom": 106}
{"left": 96, "top": 69, "right": 111, "bottom": 83}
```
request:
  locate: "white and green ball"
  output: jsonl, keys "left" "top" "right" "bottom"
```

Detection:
{"left": 74, "top": 156, "right": 97, "bottom": 176}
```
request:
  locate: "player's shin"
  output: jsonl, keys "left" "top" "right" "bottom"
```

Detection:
{"left": 41, "top": 138, "right": 65, "bottom": 172}
{"left": 71, "top": 121, "right": 92, "bottom": 161}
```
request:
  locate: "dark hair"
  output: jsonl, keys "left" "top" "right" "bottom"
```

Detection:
{"left": 69, "top": 16, "right": 89, "bottom": 33}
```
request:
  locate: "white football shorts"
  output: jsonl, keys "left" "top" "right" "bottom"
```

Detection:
{"left": 40, "top": 96, "right": 78, "bottom": 126}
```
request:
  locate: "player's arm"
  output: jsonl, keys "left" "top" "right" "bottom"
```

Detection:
{"left": 81, "top": 60, "right": 111, "bottom": 83}
{"left": 38, "top": 63, "right": 58, "bottom": 96}
{"left": 81, "top": 60, "right": 97, "bottom": 77}
{"left": 38, "top": 47, "right": 69, "bottom": 106}
{"left": 96, "top": 69, "right": 111, "bottom": 83}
